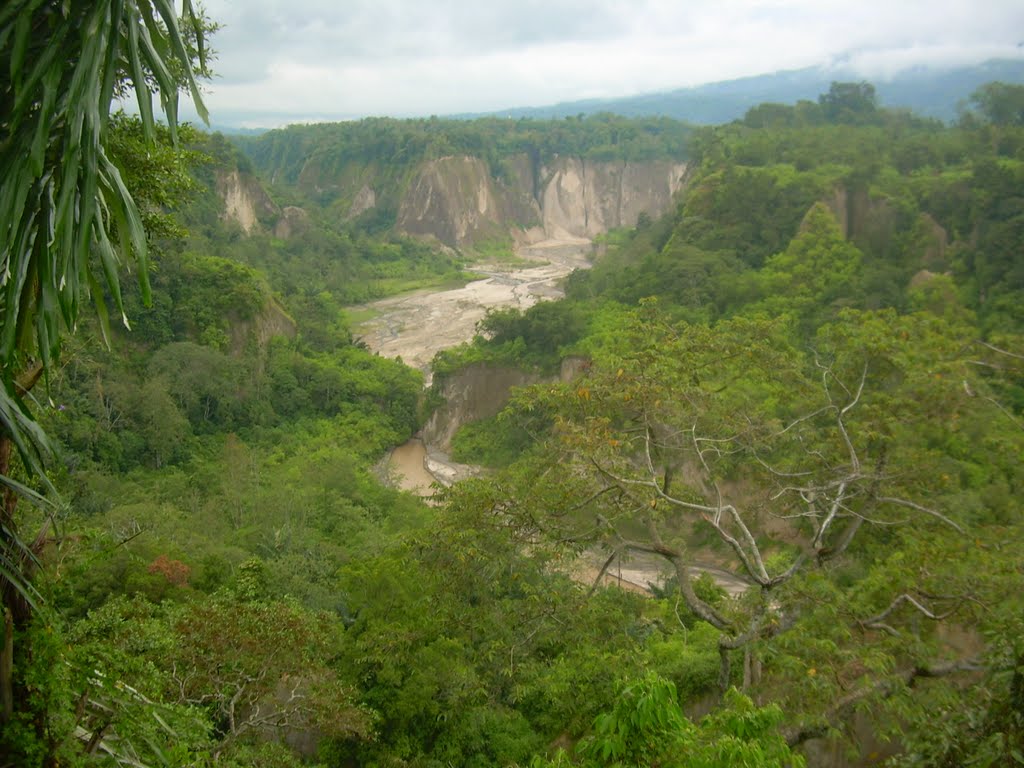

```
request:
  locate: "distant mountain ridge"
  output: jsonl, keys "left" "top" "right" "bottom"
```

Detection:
{"left": 209, "top": 58, "right": 1024, "bottom": 134}
{"left": 463, "top": 58, "right": 1024, "bottom": 125}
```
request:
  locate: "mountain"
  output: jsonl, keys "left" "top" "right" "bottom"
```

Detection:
{"left": 465, "top": 58, "right": 1024, "bottom": 124}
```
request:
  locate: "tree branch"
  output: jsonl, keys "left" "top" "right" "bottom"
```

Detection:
{"left": 860, "top": 592, "right": 965, "bottom": 635}
{"left": 785, "top": 657, "right": 984, "bottom": 747}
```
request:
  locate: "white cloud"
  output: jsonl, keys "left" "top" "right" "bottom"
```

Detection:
{"left": 185, "top": 0, "right": 1024, "bottom": 125}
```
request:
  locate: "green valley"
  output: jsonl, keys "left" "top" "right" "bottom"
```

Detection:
{"left": 1, "top": 5, "right": 1023, "bottom": 768}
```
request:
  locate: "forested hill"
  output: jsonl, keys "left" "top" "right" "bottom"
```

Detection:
{"left": 5, "top": 74, "right": 1024, "bottom": 768}
{"left": 236, "top": 114, "right": 692, "bottom": 186}
{"left": 467, "top": 57, "right": 1024, "bottom": 123}
{"left": 429, "top": 82, "right": 1024, "bottom": 766}
{"left": 229, "top": 115, "right": 692, "bottom": 248}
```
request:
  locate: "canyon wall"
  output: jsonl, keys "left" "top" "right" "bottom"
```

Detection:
{"left": 396, "top": 155, "right": 688, "bottom": 246}
{"left": 221, "top": 152, "right": 687, "bottom": 247}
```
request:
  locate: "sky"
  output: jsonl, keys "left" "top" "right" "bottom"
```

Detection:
{"left": 181, "top": 0, "right": 1024, "bottom": 128}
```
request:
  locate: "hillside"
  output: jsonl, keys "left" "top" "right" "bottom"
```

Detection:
{"left": 468, "top": 58, "right": 1024, "bottom": 124}
{"left": 231, "top": 115, "right": 692, "bottom": 248}
{"left": 5, "top": 79, "right": 1024, "bottom": 768}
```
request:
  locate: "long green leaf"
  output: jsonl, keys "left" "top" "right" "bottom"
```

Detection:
{"left": 126, "top": 10, "right": 156, "bottom": 144}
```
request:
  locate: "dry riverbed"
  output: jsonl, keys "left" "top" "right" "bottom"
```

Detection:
{"left": 357, "top": 238, "right": 591, "bottom": 495}
{"left": 353, "top": 238, "right": 592, "bottom": 383}
{"left": 359, "top": 238, "right": 750, "bottom": 596}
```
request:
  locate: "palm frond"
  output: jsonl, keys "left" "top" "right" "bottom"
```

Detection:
{"left": 0, "top": 0, "right": 207, "bottom": 603}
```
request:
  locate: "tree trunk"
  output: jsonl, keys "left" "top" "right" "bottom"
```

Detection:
{"left": 0, "top": 433, "right": 16, "bottom": 725}
{"left": 1, "top": 608, "right": 12, "bottom": 723}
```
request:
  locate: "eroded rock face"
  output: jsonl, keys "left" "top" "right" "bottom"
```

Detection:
{"left": 396, "top": 156, "right": 510, "bottom": 245}
{"left": 541, "top": 159, "right": 688, "bottom": 241}
{"left": 347, "top": 185, "right": 377, "bottom": 219}
{"left": 420, "top": 357, "right": 592, "bottom": 454}
{"left": 228, "top": 298, "right": 297, "bottom": 356}
{"left": 217, "top": 169, "right": 279, "bottom": 234}
{"left": 273, "top": 206, "right": 311, "bottom": 239}
{"left": 396, "top": 155, "right": 688, "bottom": 247}
{"left": 422, "top": 364, "right": 543, "bottom": 451}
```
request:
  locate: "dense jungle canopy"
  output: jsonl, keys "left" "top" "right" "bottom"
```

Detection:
{"left": 1, "top": 4, "right": 1023, "bottom": 767}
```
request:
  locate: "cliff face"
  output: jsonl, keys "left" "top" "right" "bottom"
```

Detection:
{"left": 220, "top": 151, "right": 687, "bottom": 247}
{"left": 539, "top": 158, "right": 687, "bottom": 241}
{"left": 217, "top": 169, "right": 279, "bottom": 235}
{"left": 422, "top": 357, "right": 590, "bottom": 452}
{"left": 422, "top": 364, "right": 542, "bottom": 452}
{"left": 227, "top": 298, "right": 298, "bottom": 358}
{"left": 396, "top": 156, "right": 509, "bottom": 245}
{"left": 396, "top": 154, "right": 688, "bottom": 246}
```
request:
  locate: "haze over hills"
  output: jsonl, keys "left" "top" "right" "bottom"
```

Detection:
{"left": 208, "top": 57, "right": 1024, "bottom": 133}
{"left": 468, "top": 58, "right": 1024, "bottom": 124}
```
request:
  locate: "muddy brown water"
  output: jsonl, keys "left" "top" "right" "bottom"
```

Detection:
{"left": 357, "top": 237, "right": 592, "bottom": 495}
{"left": 360, "top": 238, "right": 750, "bottom": 597}
{"left": 386, "top": 438, "right": 436, "bottom": 495}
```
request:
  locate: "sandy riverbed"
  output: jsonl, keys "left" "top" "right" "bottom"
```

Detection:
{"left": 357, "top": 237, "right": 593, "bottom": 494}
{"left": 353, "top": 238, "right": 592, "bottom": 382}
{"left": 360, "top": 238, "right": 750, "bottom": 596}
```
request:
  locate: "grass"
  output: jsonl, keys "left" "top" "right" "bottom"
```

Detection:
{"left": 343, "top": 306, "right": 381, "bottom": 325}
{"left": 466, "top": 236, "right": 542, "bottom": 268}
{"left": 369, "top": 270, "right": 479, "bottom": 297}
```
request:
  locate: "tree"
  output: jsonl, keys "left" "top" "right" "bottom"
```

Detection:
{"left": 969, "top": 81, "right": 1024, "bottom": 126}
{"left": 747, "top": 202, "right": 863, "bottom": 331}
{"left": 531, "top": 674, "right": 804, "bottom": 767}
{"left": 164, "top": 597, "right": 369, "bottom": 756}
{"left": 473, "top": 303, "right": 1009, "bottom": 743}
{"left": 0, "top": 0, "right": 208, "bottom": 742}
{"left": 819, "top": 81, "right": 878, "bottom": 123}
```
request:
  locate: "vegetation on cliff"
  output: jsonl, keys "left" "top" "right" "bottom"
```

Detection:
{"left": 2, "top": 4, "right": 1022, "bottom": 760}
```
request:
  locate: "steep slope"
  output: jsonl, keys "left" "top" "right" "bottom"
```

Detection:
{"left": 234, "top": 116, "right": 693, "bottom": 246}
{"left": 395, "top": 154, "right": 687, "bottom": 246}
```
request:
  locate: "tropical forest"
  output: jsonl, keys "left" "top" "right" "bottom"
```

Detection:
{"left": 1, "top": 3, "right": 1022, "bottom": 767}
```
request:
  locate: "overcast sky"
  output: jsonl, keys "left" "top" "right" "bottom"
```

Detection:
{"left": 182, "top": 0, "right": 1024, "bottom": 127}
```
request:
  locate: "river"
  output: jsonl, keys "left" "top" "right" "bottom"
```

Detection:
{"left": 355, "top": 238, "right": 749, "bottom": 597}
{"left": 353, "top": 238, "right": 593, "bottom": 384}
{"left": 355, "top": 238, "right": 593, "bottom": 495}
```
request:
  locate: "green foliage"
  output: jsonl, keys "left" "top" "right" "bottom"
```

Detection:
{"left": 0, "top": 0, "right": 207, "bottom": 375}
{"left": 969, "top": 81, "right": 1024, "bottom": 126}
{"left": 451, "top": 412, "right": 537, "bottom": 468}
{"left": 819, "top": 81, "right": 879, "bottom": 124}
{"left": 532, "top": 675, "right": 804, "bottom": 768}
{"left": 744, "top": 202, "right": 864, "bottom": 331}
{"left": 13, "top": 74, "right": 1024, "bottom": 768}
{"left": 579, "top": 672, "right": 692, "bottom": 766}
{"left": 237, "top": 114, "right": 692, "bottom": 191}
{"left": 0, "top": 0, "right": 211, "bottom": 623}
{"left": 477, "top": 302, "right": 590, "bottom": 368}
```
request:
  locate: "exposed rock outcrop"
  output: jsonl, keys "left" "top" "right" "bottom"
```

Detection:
{"left": 422, "top": 364, "right": 543, "bottom": 452}
{"left": 228, "top": 298, "right": 297, "bottom": 356}
{"left": 422, "top": 356, "right": 590, "bottom": 453}
{"left": 217, "top": 169, "right": 279, "bottom": 235}
{"left": 540, "top": 159, "right": 687, "bottom": 241}
{"left": 347, "top": 185, "right": 377, "bottom": 219}
{"left": 273, "top": 206, "right": 311, "bottom": 239}
{"left": 396, "top": 155, "right": 688, "bottom": 247}
{"left": 396, "top": 157, "right": 509, "bottom": 245}
{"left": 220, "top": 150, "right": 687, "bottom": 247}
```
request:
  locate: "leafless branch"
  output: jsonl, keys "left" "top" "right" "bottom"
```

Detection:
{"left": 982, "top": 395, "right": 1024, "bottom": 431}
{"left": 876, "top": 496, "right": 964, "bottom": 533}
{"left": 586, "top": 552, "right": 618, "bottom": 598}
{"left": 977, "top": 340, "right": 1024, "bottom": 360}
{"left": 860, "top": 593, "right": 965, "bottom": 635}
